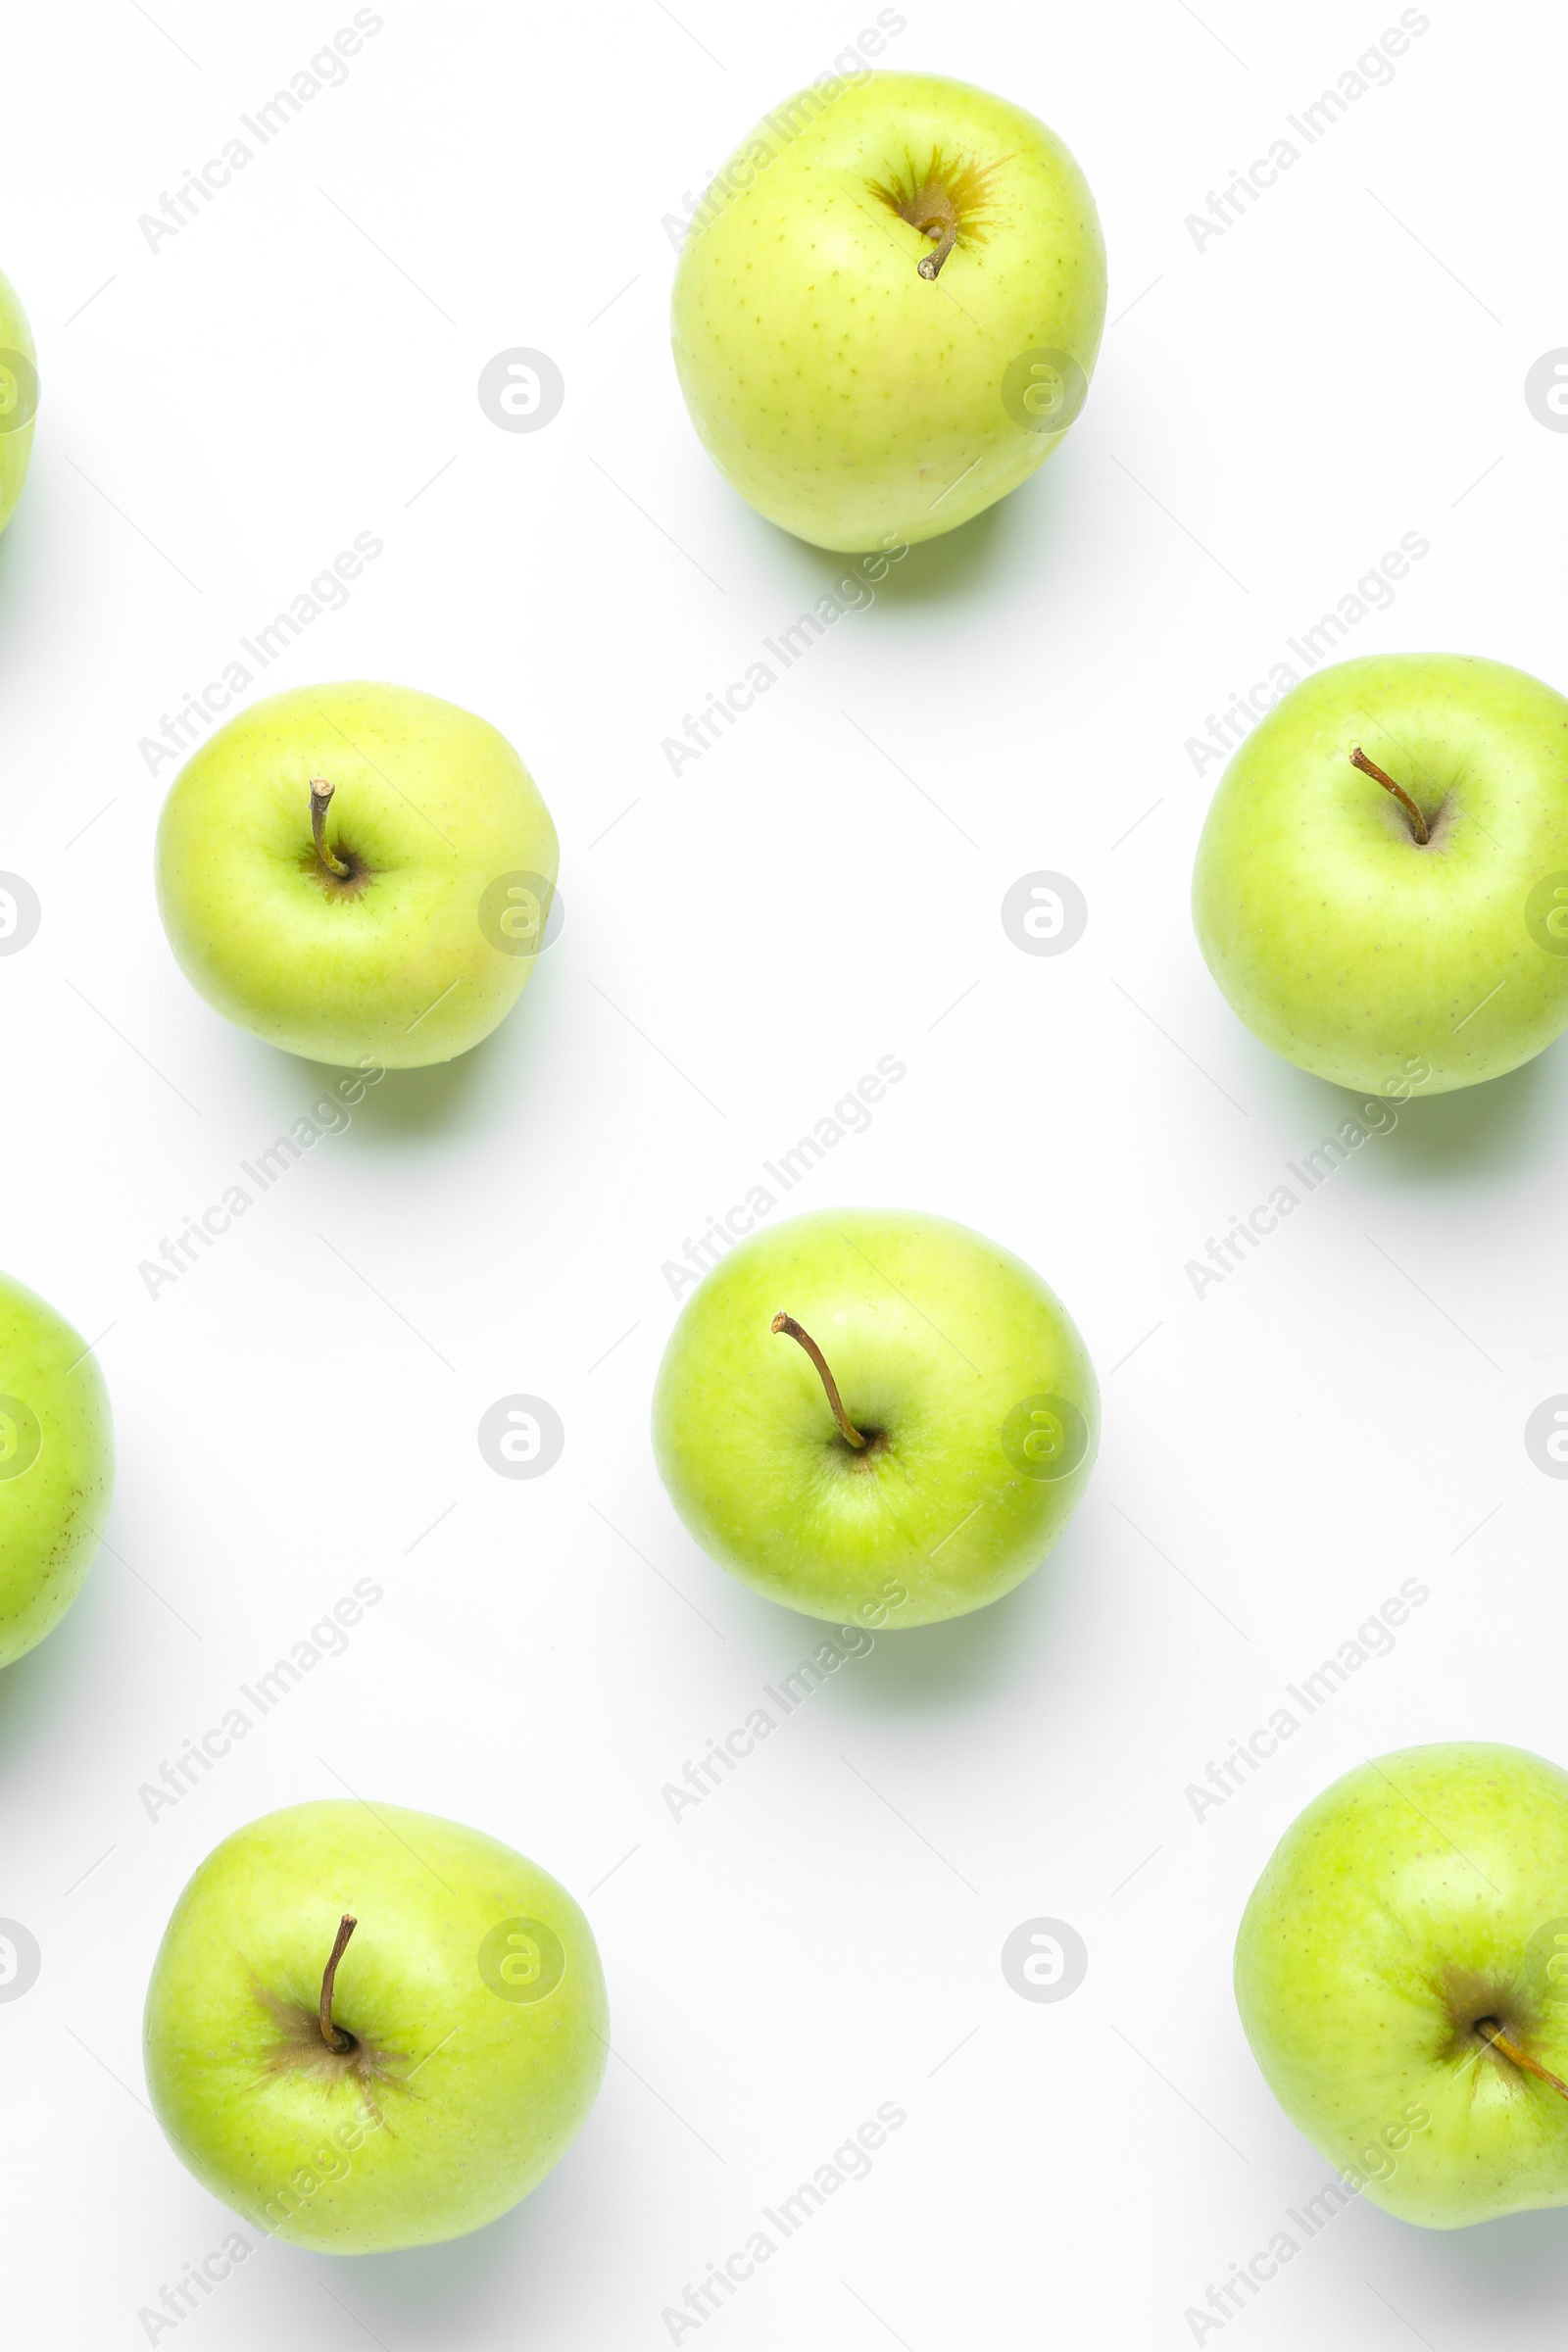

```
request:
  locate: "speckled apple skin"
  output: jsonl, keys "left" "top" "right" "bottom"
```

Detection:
{"left": 0, "top": 1271, "right": 113, "bottom": 1667}
{"left": 652, "top": 1207, "right": 1099, "bottom": 1626}
{"left": 1236, "top": 1743, "right": 1568, "bottom": 2227}
{"left": 1193, "top": 653, "right": 1568, "bottom": 1094}
{"left": 145, "top": 1801, "right": 609, "bottom": 2252}
{"left": 156, "top": 682, "right": 559, "bottom": 1069}
{"left": 0, "top": 268, "right": 36, "bottom": 538}
{"left": 671, "top": 72, "right": 1105, "bottom": 551}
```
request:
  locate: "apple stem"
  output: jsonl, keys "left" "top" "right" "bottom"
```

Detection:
{"left": 318, "top": 1912, "right": 358, "bottom": 2052}
{"left": 771, "top": 1312, "right": 868, "bottom": 1448}
{"left": 310, "top": 778, "right": 355, "bottom": 879}
{"left": 916, "top": 214, "right": 957, "bottom": 279}
{"left": 890, "top": 179, "right": 959, "bottom": 280}
{"left": 1349, "top": 746, "right": 1430, "bottom": 846}
{"left": 1475, "top": 2017, "right": 1568, "bottom": 2102}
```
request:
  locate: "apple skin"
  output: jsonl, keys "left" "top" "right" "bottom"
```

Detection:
{"left": 652, "top": 1208, "right": 1099, "bottom": 1627}
{"left": 144, "top": 1800, "right": 609, "bottom": 2254}
{"left": 155, "top": 682, "right": 559, "bottom": 1069}
{"left": 0, "top": 1272, "right": 113, "bottom": 1668}
{"left": 1192, "top": 653, "right": 1568, "bottom": 1095}
{"left": 0, "top": 268, "right": 36, "bottom": 538}
{"left": 1236, "top": 1743, "right": 1568, "bottom": 2228}
{"left": 671, "top": 71, "right": 1105, "bottom": 552}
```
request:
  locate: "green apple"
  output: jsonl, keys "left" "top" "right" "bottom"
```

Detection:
{"left": 671, "top": 70, "right": 1105, "bottom": 551}
{"left": 651, "top": 1207, "right": 1098, "bottom": 1627}
{"left": 0, "top": 1271, "right": 113, "bottom": 1668}
{"left": 0, "top": 268, "right": 37, "bottom": 538}
{"left": 1193, "top": 653, "right": 1568, "bottom": 1095}
{"left": 1236, "top": 1742, "right": 1568, "bottom": 2228}
{"left": 144, "top": 1799, "right": 608, "bottom": 2253}
{"left": 155, "top": 682, "right": 559, "bottom": 1069}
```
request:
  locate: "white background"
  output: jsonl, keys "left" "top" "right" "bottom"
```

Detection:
{"left": 2, "top": 1, "right": 1566, "bottom": 2345}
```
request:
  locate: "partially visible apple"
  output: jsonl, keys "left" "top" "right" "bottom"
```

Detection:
{"left": 155, "top": 682, "right": 559, "bottom": 1068}
{"left": 1193, "top": 653, "right": 1568, "bottom": 1094}
{"left": 671, "top": 71, "right": 1105, "bottom": 551}
{"left": 0, "top": 1271, "right": 113, "bottom": 1668}
{"left": 144, "top": 1799, "right": 609, "bottom": 2253}
{"left": 0, "top": 268, "right": 37, "bottom": 538}
{"left": 1236, "top": 1742, "right": 1568, "bottom": 2227}
{"left": 651, "top": 1207, "right": 1099, "bottom": 1626}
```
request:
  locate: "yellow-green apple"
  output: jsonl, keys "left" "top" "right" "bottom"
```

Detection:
{"left": 651, "top": 1207, "right": 1098, "bottom": 1627}
{"left": 144, "top": 1799, "right": 608, "bottom": 2252}
{"left": 155, "top": 682, "right": 559, "bottom": 1068}
{"left": 0, "top": 268, "right": 37, "bottom": 538}
{"left": 1236, "top": 1742, "right": 1568, "bottom": 2227}
{"left": 671, "top": 71, "right": 1105, "bottom": 551}
{"left": 1193, "top": 653, "right": 1568, "bottom": 1094}
{"left": 0, "top": 1271, "right": 113, "bottom": 1667}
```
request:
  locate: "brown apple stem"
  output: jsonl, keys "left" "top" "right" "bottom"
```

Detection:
{"left": 916, "top": 214, "right": 957, "bottom": 279}
{"left": 891, "top": 181, "right": 958, "bottom": 279}
{"left": 310, "top": 778, "right": 354, "bottom": 879}
{"left": 1350, "top": 746, "right": 1430, "bottom": 846}
{"left": 319, "top": 1912, "right": 358, "bottom": 2052}
{"left": 1475, "top": 2017, "right": 1568, "bottom": 2102}
{"left": 771, "top": 1313, "right": 867, "bottom": 1448}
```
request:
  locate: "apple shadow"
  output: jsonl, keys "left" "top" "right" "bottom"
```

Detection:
{"left": 241, "top": 949, "right": 565, "bottom": 1152}
{"left": 715, "top": 1522, "right": 1080, "bottom": 1720}
{"left": 0, "top": 1553, "right": 104, "bottom": 1773}
{"left": 1410, "top": 2199, "right": 1568, "bottom": 2311}
{"left": 312, "top": 2155, "right": 579, "bottom": 2331}
{"left": 0, "top": 483, "right": 41, "bottom": 654}
{"left": 843, "top": 1559, "right": 1072, "bottom": 1716}
{"left": 867, "top": 456, "right": 1075, "bottom": 612}
{"left": 729, "top": 442, "right": 1076, "bottom": 615}
{"left": 1373, "top": 1038, "right": 1568, "bottom": 1186}
{"left": 1243, "top": 1029, "right": 1568, "bottom": 1192}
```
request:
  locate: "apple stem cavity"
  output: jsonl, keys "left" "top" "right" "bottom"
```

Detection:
{"left": 1349, "top": 745, "right": 1430, "bottom": 847}
{"left": 915, "top": 210, "right": 957, "bottom": 279}
{"left": 318, "top": 1912, "right": 359, "bottom": 2053}
{"left": 883, "top": 175, "right": 961, "bottom": 278}
{"left": 309, "top": 778, "right": 355, "bottom": 880}
{"left": 771, "top": 1312, "right": 868, "bottom": 1449}
{"left": 1475, "top": 2017, "right": 1568, "bottom": 2103}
